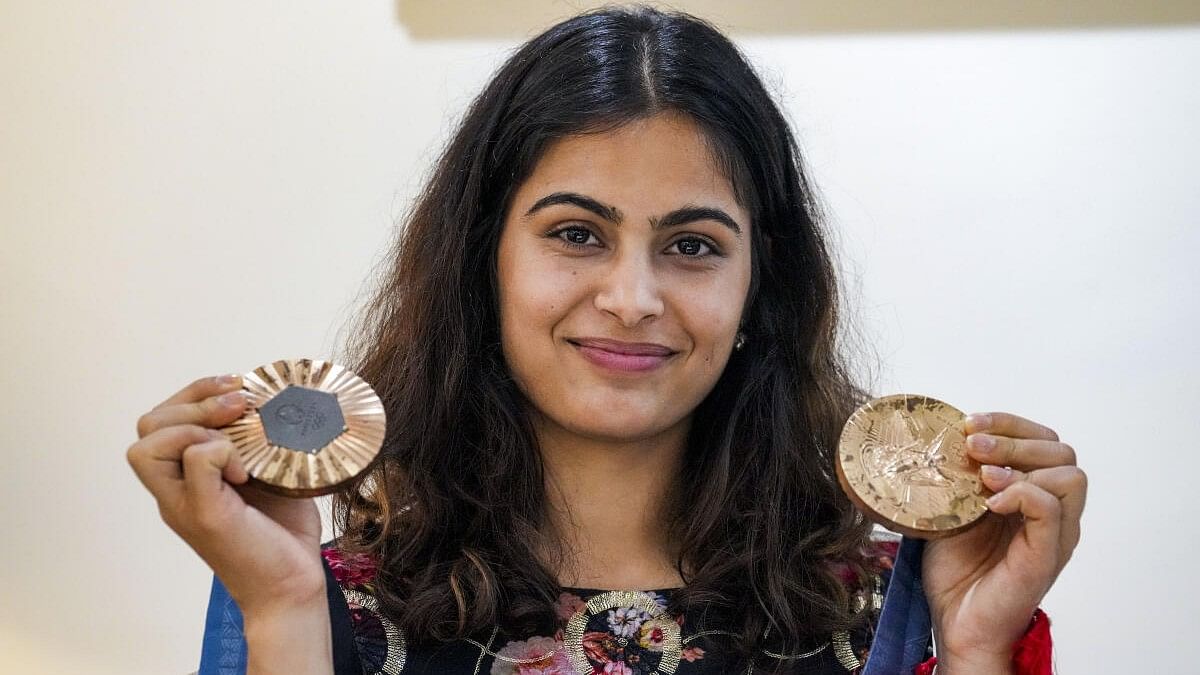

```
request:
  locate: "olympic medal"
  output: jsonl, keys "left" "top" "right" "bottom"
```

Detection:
{"left": 836, "top": 393, "right": 988, "bottom": 539}
{"left": 217, "top": 358, "right": 386, "bottom": 498}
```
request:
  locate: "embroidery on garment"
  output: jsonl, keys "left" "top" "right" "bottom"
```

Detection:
{"left": 323, "top": 546, "right": 407, "bottom": 675}
{"left": 320, "top": 535, "right": 897, "bottom": 675}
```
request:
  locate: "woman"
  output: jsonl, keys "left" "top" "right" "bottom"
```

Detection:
{"left": 127, "top": 5, "right": 1086, "bottom": 674}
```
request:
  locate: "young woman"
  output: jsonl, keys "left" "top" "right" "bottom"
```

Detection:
{"left": 127, "top": 6, "right": 1086, "bottom": 674}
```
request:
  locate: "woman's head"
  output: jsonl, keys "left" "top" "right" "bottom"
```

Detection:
{"left": 336, "top": 3, "right": 874, "bottom": 663}
{"left": 497, "top": 111, "right": 752, "bottom": 444}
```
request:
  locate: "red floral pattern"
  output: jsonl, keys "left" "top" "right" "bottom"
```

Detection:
{"left": 322, "top": 546, "right": 380, "bottom": 587}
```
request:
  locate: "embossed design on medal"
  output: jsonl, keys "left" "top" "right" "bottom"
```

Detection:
{"left": 218, "top": 358, "right": 387, "bottom": 497}
{"left": 836, "top": 394, "right": 989, "bottom": 539}
{"left": 564, "top": 591, "right": 682, "bottom": 674}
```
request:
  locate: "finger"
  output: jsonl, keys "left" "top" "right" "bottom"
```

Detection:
{"left": 138, "top": 374, "right": 243, "bottom": 433}
{"left": 127, "top": 424, "right": 216, "bottom": 489}
{"left": 137, "top": 389, "right": 248, "bottom": 439}
{"left": 982, "top": 465, "right": 1088, "bottom": 526}
{"left": 983, "top": 479, "right": 1062, "bottom": 586}
{"left": 981, "top": 464, "right": 1088, "bottom": 564}
{"left": 219, "top": 435, "right": 251, "bottom": 486}
{"left": 181, "top": 438, "right": 243, "bottom": 523}
{"left": 965, "top": 411, "right": 1060, "bottom": 442}
{"left": 232, "top": 479, "right": 300, "bottom": 517}
{"left": 156, "top": 373, "right": 243, "bottom": 410}
{"left": 967, "top": 434, "right": 1077, "bottom": 469}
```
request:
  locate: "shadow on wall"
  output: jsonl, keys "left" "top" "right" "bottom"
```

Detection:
{"left": 395, "top": 0, "right": 1200, "bottom": 39}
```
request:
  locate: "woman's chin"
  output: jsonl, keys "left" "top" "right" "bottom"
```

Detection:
{"left": 552, "top": 408, "right": 689, "bottom": 444}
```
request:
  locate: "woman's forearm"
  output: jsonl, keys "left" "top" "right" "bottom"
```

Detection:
{"left": 243, "top": 599, "right": 333, "bottom": 675}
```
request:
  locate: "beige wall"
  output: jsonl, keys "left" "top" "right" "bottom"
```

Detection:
{"left": 3, "top": 2, "right": 1197, "bottom": 672}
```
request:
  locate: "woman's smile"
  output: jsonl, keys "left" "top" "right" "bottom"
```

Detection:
{"left": 567, "top": 337, "right": 679, "bottom": 373}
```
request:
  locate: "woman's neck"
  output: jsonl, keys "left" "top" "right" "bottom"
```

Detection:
{"left": 534, "top": 413, "right": 690, "bottom": 591}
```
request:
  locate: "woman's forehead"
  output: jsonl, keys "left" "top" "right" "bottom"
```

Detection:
{"left": 511, "top": 114, "right": 746, "bottom": 223}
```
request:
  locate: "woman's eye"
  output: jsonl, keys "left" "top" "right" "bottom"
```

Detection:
{"left": 552, "top": 226, "right": 599, "bottom": 248}
{"left": 669, "top": 237, "right": 716, "bottom": 257}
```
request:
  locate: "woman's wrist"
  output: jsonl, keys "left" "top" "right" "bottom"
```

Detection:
{"left": 920, "top": 608, "right": 1052, "bottom": 675}
{"left": 930, "top": 653, "right": 1014, "bottom": 675}
{"left": 243, "top": 597, "right": 333, "bottom": 675}
{"left": 927, "top": 621, "right": 1011, "bottom": 674}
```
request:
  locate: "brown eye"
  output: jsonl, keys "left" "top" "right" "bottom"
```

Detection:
{"left": 669, "top": 237, "right": 716, "bottom": 257}
{"left": 551, "top": 226, "right": 601, "bottom": 248}
{"left": 563, "top": 229, "right": 590, "bottom": 244}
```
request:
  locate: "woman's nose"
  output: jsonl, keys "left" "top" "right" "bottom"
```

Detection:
{"left": 592, "top": 251, "right": 665, "bottom": 328}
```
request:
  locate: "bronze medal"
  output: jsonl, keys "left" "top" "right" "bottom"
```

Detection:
{"left": 836, "top": 393, "right": 989, "bottom": 539}
{"left": 218, "top": 358, "right": 386, "bottom": 498}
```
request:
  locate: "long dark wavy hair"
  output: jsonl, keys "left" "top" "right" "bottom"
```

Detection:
{"left": 332, "top": 4, "right": 877, "bottom": 669}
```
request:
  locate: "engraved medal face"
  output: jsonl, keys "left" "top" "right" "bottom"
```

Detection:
{"left": 218, "top": 358, "right": 386, "bottom": 498}
{"left": 259, "top": 385, "right": 345, "bottom": 453}
{"left": 836, "top": 393, "right": 988, "bottom": 539}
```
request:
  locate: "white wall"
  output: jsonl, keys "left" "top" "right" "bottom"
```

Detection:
{"left": 2, "top": 2, "right": 1196, "bottom": 672}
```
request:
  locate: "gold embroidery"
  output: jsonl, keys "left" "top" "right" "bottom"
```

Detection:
{"left": 470, "top": 626, "right": 497, "bottom": 675}
{"left": 832, "top": 574, "right": 881, "bottom": 671}
{"left": 563, "top": 590, "right": 682, "bottom": 674}
{"left": 761, "top": 642, "right": 829, "bottom": 660}
{"left": 680, "top": 627, "right": 834, "bottom": 662}
{"left": 759, "top": 624, "right": 831, "bottom": 661}
{"left": 344, "top": 589, "right": 407, "bottom": 674}
{"left": 832, "top": 629, "right": 860, "bottom": 670}
{"left": 347, "top": 576, "right": 884, "bottom": 673}
{"left": 683, "top": 629, "right": 735, "bottom": 644}
{"left": 460, "top": 633, "right": 562, "bottom": 665}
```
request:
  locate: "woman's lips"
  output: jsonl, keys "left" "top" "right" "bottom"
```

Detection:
{"left": 568, "top": 338, "right": 676, "bottom": 373}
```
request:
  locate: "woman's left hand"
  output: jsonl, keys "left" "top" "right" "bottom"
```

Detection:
{"left": 922, "top": 411, "right": 1087, "bottom": 673}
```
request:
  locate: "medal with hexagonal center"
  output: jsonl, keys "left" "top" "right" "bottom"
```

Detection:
{"left": 258, "top": 384, "right": 347, "bottom": 453}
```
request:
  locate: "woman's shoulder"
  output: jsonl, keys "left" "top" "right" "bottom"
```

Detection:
{"left": 318, "top": 534, "right": 902, "bottom": 674}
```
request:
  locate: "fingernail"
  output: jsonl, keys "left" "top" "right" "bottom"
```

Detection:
{"left": 969, "top": 434, "right": 996, "bottom": 453}
{"left": 216, "top": 374, "right": 241, "bottom": 386}
{"left": 985, "top": 492, "right": 1003, "bottom": 509}
{"left": 966, "top": 413, "right": 991, "bottom": 432}
{"left": 981, "top": 465, "right": 1011, "bottom": 481}
{"left": 218, "top": 391, "right": 244, "bottom": 406}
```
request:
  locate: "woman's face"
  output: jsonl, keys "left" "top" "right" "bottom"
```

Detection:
{"left": 497, "top": 112, "right": 753, "bottom": 443}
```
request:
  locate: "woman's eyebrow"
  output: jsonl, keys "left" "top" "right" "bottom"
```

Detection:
{"left": 652, "top": 206, "right": 742, "bottom": 236}
{"left": 524, "top": 191, "right": 623, "bottom": 224}
{"left": 522, "top": 191, "right": 742, "bottom": 236}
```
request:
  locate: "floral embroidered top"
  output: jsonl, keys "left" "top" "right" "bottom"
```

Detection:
{"left": 316, "top": 536, "right": 914, "bottom": 675}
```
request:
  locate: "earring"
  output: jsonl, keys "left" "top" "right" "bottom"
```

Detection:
{"left": 734, "top": 331, "right": 746, "bottom": 351}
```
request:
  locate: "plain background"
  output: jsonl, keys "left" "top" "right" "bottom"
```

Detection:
{"left": 3, "top": 2, "right": 1197, "bottom": 673}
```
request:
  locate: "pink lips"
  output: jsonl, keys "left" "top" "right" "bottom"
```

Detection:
{"left": 569, "top": 337, "right": 676, "bottom": 373}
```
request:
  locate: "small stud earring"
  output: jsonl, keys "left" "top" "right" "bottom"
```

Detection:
{"left": 734, "top": 331, "right": 746, "bottom": 351}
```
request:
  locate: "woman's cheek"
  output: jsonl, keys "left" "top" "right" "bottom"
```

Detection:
{"left": 685, "top": 295, "right": 739, "bottom": 365}
{"left": 500, "top": 272, "right": 577, "bottom": 385}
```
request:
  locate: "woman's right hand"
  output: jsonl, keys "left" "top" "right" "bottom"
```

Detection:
{"left": 126, "top": 373, "right": 327, "bottom": 619}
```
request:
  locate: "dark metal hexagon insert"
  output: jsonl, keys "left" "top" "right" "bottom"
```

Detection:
{"left": 258, "top": 384, "right": 346, "bottom": 453}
